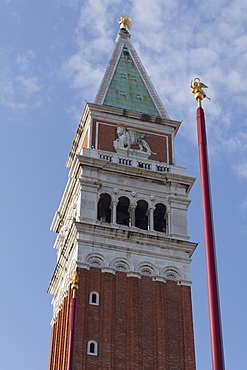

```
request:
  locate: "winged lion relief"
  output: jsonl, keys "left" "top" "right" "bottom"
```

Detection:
{"left": 113, "top": 123, "right": 155, "bottom": 158}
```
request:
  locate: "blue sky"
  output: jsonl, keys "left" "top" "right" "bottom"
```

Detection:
{"left": 1, "top": 1, "right": 246, "bottom": 369}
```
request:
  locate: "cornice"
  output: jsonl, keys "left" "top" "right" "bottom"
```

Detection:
{"left": 76, "top": 153, "right": 195, "bottom": 194}
{"left": 75, "top": 221, "right": 197, "bottom": 258}
{"left": 88, "top": 103, "right": 180, "bottom": 131}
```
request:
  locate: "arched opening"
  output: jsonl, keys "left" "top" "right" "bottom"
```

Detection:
{"left": 97, "top": 193, "right": 111, "bottom": 223}
{"left": 135, "top": 200, "right": 148, "bottom": 230}
{"left": 117, "top": 196, "right": 130, "bottom": 226}
{"left": 91, "top": 293, "right": 97, "bottom": 304}
{"left": 89, "top": 291, "right": 99, "bottom": 305}
{"left": 87, "top": 340, "right": 98, "bottom": 356}
{"left": 154, "top": 203, "right": 166, "bottom": 232}
{"left": 90, "top": 342, "right": 95, "bottom": 353}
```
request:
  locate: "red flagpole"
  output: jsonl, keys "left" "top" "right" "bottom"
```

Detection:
{"left": 67, "top": 296, "right": 76, "bottom": 370}
{"left": 196, "top": 105, "right": 225, "bottom": 370}
{"left": 67, "top": 275, "right": 78, "bottom": 370}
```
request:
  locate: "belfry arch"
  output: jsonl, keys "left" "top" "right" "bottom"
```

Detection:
{"left": 116, "top": 196, "right": 130, "bottom": 226}
{"left": 97, "top": 193, "right": 112, "bottom": 223}
{"left": 135, "top": 200, "right": 149, "bottom": 230}
{"left": 154, "top": 203, "right": 166, "bottom": 232}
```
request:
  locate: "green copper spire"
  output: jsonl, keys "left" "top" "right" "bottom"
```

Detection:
{"left": 94, "top": 29, "right": 169, "bottom": 119}
{"left": 103, "top": 46, "right": 159, "bottom": 116}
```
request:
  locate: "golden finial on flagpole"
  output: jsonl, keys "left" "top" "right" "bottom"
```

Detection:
{"left": 190, "top": 78, "right": 211, "bottom": 107}
{"left": 70, "top": 273, "right": 79, "bottom": 297}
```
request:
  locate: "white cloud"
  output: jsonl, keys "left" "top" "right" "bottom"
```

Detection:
{"left": 235, "top": 162, "right": 247, "bottom": 178}
{"left": 16, "top": 75, "right": 41, "bottom": 96}
{"left": 77, "top": 0, "right": 122, "bottom": 36}
{"left": 16, "top": 50, "right": 35, "bottom": 72}
{"left": 65, "top": 104, "right": 84, "bottom": 124}
{"left": 223, "top": 132, "right": 247, "bottom": 152}
{"left": 62, "top": 54, "right": 104, "bottom": 100}
{"left": 0, "top": 49, "right": 42, "bottom": 110}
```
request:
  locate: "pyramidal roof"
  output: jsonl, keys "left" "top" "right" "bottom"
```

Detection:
{"left": 94, "top": 30, "right": 169, "bottom": 119}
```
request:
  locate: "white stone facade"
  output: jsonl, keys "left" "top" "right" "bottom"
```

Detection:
{"left": 48, "top": 144, "right": 197, "bottom": 323}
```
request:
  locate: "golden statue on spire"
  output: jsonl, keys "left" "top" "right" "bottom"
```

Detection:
{"left": 190, "top": 78, "right": 210, "bottom": 105}
{"left": 118, "top": 15, "right": 132, "bottom": 31}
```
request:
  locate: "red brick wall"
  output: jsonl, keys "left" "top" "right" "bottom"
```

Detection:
{"left": 48, "top": 289, "right": 71, "bottom": 370}
{"left": 49, "top": 268, "right": 195, "bottom": 369}
{"left": 92, "top": 119, "right": 173, "bottom": 163}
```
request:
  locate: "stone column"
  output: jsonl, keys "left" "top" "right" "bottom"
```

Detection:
{"left": 130, "top": 203, "right": 136, "bottom": 226}
{"left": 149, "top": 208, "right": 154, "bottom": 231}
{"left": 112, "top": 201, "right": 117, "bottom": 224}
{"left": 167, "top": 211, "right": 171, "bottom": 234}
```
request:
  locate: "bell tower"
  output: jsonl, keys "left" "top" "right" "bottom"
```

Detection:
{"left": 48, "top": 22, "right": 197, "bottom": 370}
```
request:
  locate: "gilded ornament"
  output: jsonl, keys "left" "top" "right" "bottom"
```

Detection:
{"left": 118, "top": 16, "right": 132, "bottom": 31}
{"left": 190, "top": 78, "right": 210, "bottom": 106}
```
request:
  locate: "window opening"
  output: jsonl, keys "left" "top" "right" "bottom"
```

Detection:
{"left": 154, "top": 203, "right": 166, "bottom": 232}
{"left": 90, "top": 342, "right": 95, "bottom": 352}
{"left": 135, "top": 200, "right": 148, "bottom": 230}
{"left": 116, "top": 196, "right": 130, "bottom": 226}
{"left": 87, "top": 340, "right": 98, "bottom": 356}
{"left": 89, "top": 291, "right": 99, "bottom": 306}
{"left": 97, "top": 193, "right": 111, "bottom": 223}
